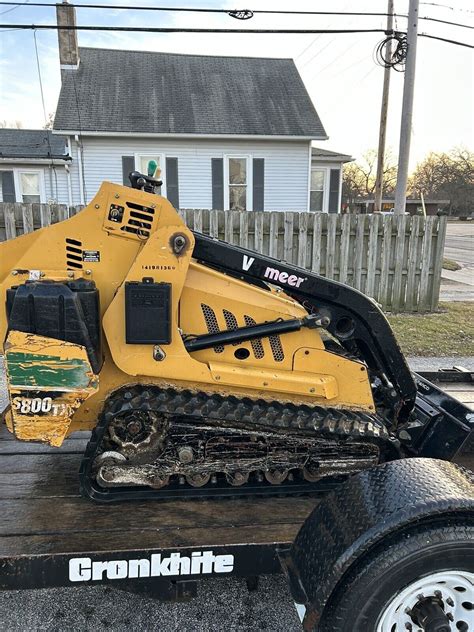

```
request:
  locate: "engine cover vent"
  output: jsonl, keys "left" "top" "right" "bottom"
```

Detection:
{"left": 65, "top": 238, "right": 83, "bottom": 270}
{"left": 120, "top": 202, "right": 155, "bottom": 239}
{"left": 201, "top": 304, "right": 224, "bottom": 353}
{"left": 244, "top": 315, "right": 265, "bottom": 359}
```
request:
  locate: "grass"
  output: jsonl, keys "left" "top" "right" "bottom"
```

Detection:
{"left": 442, "top": 257, "right": 462, "bottom": 271}
{"left": 387, "top": 302, "right": 474, "bottom": 357}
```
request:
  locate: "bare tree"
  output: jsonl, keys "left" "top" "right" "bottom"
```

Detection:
{"left": 43, "top": 112, "right": 55, "bottom": 130}
{"left": 408, "top": 147, "right": 473, "bottom": 215}
{"left": 0, "top": 120, "right": 23, "bottom": 129}
{"left": 343, "top": 149, "right": 397, "bottom": 203}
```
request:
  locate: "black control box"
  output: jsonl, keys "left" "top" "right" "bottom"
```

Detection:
{"left": 125, "top": 281, "right": 172, "bottom": 344}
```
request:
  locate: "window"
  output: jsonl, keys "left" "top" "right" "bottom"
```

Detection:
{"left": 0, "top": 171, "right": 16, "bottom": 203}
{"left": 310, "top": 169, "right": 326, "bottom": 212}
{"left": 226, "top": 157, "right": 249, "bottom": 211}
{"left": 136, "top": 154, "right": 162, "bottom": 179}
{"left": 18, "top": 172, "right": 41, "bottom": 203}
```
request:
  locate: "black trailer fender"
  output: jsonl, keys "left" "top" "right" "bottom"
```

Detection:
{"left": 280, "top": 457, "right": 474, "bottom": 630}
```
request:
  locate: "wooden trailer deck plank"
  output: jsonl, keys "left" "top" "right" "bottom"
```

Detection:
{"left": 0, "top": 523, "right": 305, "bottom": 558}
{"left": 0, "top": 495, "right": 317, "bottom": 537}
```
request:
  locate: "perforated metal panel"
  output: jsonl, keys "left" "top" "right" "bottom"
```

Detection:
{"left": 223, "top": 309, "right": 239, "bottom": 346}
{"left": 269, "top": 335, "right": 284, "bottom": 362}
{"left": 244, "top": 315, "right": 265, "bottom": 359}
{"left": 201, "top": 304, "right": 224, "bottom": 353}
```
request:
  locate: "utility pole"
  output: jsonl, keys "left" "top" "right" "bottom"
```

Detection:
{"left": 394, "top": 0, "right": 419, "bottom": 214}
{"left": 374, "top": 0, "right": 394, "bottom": 213}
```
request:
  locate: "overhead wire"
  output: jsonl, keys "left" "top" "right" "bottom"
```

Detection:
{"left": 0, "top": 2, "right": 472, "bottom": 30}
{"left": 420, "top": 2, "right": 474, "bottom": 14}
{"left": 0, "top": 0, "right": 28, "bottom": 16}
{"left": 1, "top": 23, "right": 472, "bottom": 49}
{"left": 33, "top": 28, "right": 58, "bottom": 201}
{"left": 0, "top": 25, "right": 395, "bottom": 34}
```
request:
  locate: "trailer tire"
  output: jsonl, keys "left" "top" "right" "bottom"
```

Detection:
{"left": 318, "top": 521, "right": 474, "bottom": 632}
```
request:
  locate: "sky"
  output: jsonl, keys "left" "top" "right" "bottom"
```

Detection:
{"left": 0, "top": 0, "right": 473, "bottom": 169}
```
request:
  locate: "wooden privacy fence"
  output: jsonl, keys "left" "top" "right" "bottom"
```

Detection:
{"left": 0, "top": 203, "right": 447, "bottom": 313}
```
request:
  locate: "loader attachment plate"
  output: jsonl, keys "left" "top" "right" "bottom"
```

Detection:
{"left": 401, "top": 372, "right": 474, "bottom": 460}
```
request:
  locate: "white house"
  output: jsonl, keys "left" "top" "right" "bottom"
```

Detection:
{"left": 0, "top": 129, "right": 72, "bottom": 204}
{"left": 2, "top": 2, "right": 352, "bottom": 213}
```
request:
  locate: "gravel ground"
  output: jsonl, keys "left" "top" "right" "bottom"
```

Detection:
{"left": 0, "top": 576, "right": 301, "bottom": 632}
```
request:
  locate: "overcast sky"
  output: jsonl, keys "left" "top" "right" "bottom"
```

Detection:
{"left": 0, "top": 0, "right": 472, "bottom": 168}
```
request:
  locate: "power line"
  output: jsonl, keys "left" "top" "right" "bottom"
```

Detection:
{"left": 0, "top": 0, "right": 28, "bottom": 16}
{"left": 0, "top": 3, "right": 398, "bottom": 17}
{"left": 419, "top": 33, "right": 474, "bottom": 48}
{"left": 33, "top": 28, "right": 58, "bottom": 201}
{"left": 420, "top": 2, "right": 474, "bottom": 14}
{"left": 0, "top": 2, "right": 473, "bottom": 30}
{"left": 2, "top": 23, "right": 473, "bottom": 48}
{"left": 0, "top": 24, "right": 393, "bottom": 34}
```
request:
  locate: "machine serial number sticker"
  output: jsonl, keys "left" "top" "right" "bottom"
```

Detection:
{"left": 83, "top": 250, "right": 100, "bottom": 263}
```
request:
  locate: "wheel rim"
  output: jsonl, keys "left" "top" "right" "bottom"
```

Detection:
{"left": 377, "top": 571, "right": 474, "bottom": 632}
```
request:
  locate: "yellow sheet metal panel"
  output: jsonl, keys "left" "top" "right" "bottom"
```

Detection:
{"left": 209, "top": 361, "right": 338, "bottom": 399}
{"left": 293, "top": 348, "right": 375, "bottom": 410}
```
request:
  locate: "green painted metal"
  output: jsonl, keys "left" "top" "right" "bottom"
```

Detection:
{"left": 6, "top": 351, "right": 92, "bottom": 389}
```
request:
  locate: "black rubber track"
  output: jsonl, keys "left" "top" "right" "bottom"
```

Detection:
{"left": 80, "top": 385, "right": 396, "bottom": 502}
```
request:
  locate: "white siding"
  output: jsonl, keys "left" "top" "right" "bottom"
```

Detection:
{"left": 0, "top": 162, "right": 70, "bottom": 205}
{"left": 69, "top": 137, "right": 311, "bottom": 211}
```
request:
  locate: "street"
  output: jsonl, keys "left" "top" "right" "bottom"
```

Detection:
{"left": 440, "top": 221, "right": 474, "bottom": 302}
{"left": 444, "top": 221, "right": 474, "bottom": 267}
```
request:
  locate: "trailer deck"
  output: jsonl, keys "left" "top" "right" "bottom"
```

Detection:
{"left": 0, "top": 372, "right": 472, "bottom": 595}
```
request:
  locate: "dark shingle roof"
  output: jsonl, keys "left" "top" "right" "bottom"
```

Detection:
{"left": 0, "top": 129, "right": 68, "bottom": 160}
{"left": 312, "top": 147, "right": 353, "bottom": 162}
{"left": 54, "top": 48, "right": 327, "bottom": 138}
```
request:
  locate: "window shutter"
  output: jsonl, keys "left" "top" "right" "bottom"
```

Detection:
{"left": 166, "top": 157, "right": 179, "bottom": 208}
{"left": 211, "top": 158, "right": 224, "bottom": 210}
{"left": 122, "top": 156, "right": 135, "bottom": 186}
{"left": 1, "top": 171, "right": 16, "bottom": 203}
{"left": 328, "top": 169, "right": 341, "bottom": 213}
{"left": 252, "top": 158, "right": 264, "bottom": 211}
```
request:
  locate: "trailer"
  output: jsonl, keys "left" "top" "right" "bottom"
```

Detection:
{"left": 0, "top": 370, "right": 473, "bottom": 631}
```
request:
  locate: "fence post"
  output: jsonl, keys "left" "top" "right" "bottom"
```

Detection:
{"left": 283, "top": 212, "right": 294, "bottom": 263}
{"left": 430, "top": 215, "right": 447, "bottom": 311}
{"left": 326, "top": 214, "right": 337, "bottom": 279}
{"left": 311, "top": 213, "right": 322, "bottom": 274}
{"left": 239, "top": 212, "right": 248, "bottom": 248}
{"left": 405, "top": 215, "right": 421, "bottom": 311}
{"left": 297, "top": 212, "right": 309, "bottom": 268}
{"left": 379, "top": 215, "right": 393, "bottom": 308}
{"left": 338, "top": 214, "right": 351, "bottom": 284}
{"left": 39, "top": 203, "right": 51, "bottom": 228}
{"left": 4, "top": 203, "right": 17, "bottom": 239}
{"left": 254, "top": 211, "right": 264, "bottom": 254}
{"left": 391, "top": 214, "right": 408, "bottom": 312}
{"left": 366, "top": 213, "right": 380, "bottom": 299}
{"left": 353, "top": 215, "right": 365, "bottom": 291}
{"left": 419, "top": 216, "right": 435, "bottom": 311}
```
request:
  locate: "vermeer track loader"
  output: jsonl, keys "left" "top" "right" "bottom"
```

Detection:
{"left": 0, "top": 170, "right": 471, "bottom": 501}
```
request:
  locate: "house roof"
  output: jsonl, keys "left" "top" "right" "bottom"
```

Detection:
{"left": 54, "top": 47, "right": 327, "bottom": 139}
{"left": 0, "top": 129, "right": 69, "bottom": 160}
{"left": 311, "top": 147, "right": 353, "bottom": 162}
